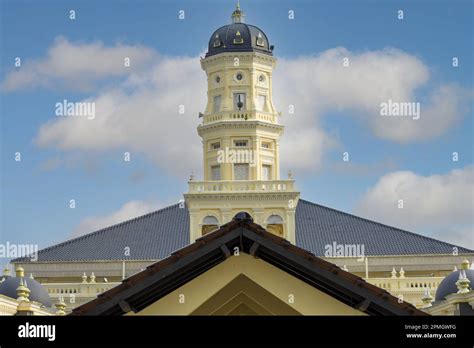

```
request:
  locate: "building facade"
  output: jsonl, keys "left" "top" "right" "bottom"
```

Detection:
{"left": 4, "top": 5, "right": 473, "bottom": 315}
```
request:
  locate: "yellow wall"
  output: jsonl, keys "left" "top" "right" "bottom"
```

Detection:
{"left": 186, "top": 51, "right": 299, "bottom": 243}
{"left": 128, "top": 253, "right": 366, "bottom": 316}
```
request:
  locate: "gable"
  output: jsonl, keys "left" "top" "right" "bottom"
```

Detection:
{"left": 70, "top": 219, "right": 426, "bottom": 316}
{"left": 129, "top": 253, "right": 365, "bottom": 316}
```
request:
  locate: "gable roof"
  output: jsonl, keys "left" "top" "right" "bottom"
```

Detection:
{"left": 70, "top": 216, "right": 427, "bottom": 316}
{"left": 13, "top": 199, "right": 472, "bottom": 263}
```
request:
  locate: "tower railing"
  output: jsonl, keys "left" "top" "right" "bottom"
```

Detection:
{"left": 188, "top": 179, "right": 295, "bottom": 193}
{"left": 202, "top": 111, "right": 278, "bottom": 125}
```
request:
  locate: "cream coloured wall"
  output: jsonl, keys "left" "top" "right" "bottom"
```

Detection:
{"left": 186, "top": 49, "right": 300, "bottom": 243}
{"left": 128, "top": 253, "right": 366, "bottom": 316}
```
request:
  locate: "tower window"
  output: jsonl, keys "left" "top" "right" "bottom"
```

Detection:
{"left": 233, "top": 30, "right": 244, "bottom": 44}
{"left": 261, "top": 142, "right": 271, "bottom": 149}
{"left": 267, "top": 214, "right": 284, "bottom": 237}
{"left": 213, "top": 95, "right": 222, "bottom": 113}
{"left": 211, "top": 165, "right": 221, "bottom": 180}
{"left": 202, "top": 216, "right": 219, "bottom": 235}
{"left": 262, "top": 165, "right": 272, "bottom": 180}
{"left": 210, "top": 142, "right": 220, "bottom": 150}
{"left": 234, "top": 163, "right": 249, "bottom": 180}
{"left": 213, "top": 34, "right": 222, "bottom": 48}
{"left": 233, "top": 93, "right": 246, "bottom": 111}
{"left": 234, "top": 140, "right": 248, "bottom": 147}
{"left": 257, "top": 95, "right": 266, "bottom": 111}
{"left": 256, "top": 32, "right": 265, "bottom": 47}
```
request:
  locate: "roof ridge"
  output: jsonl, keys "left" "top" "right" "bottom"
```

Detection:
{"left": 298, "top": 199, "right": 473, "bottom": 252}
{"left": 13, "top": 203, "right": 183, "bottom": 261}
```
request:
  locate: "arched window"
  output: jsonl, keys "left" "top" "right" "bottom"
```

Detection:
{"left": 233, "top": 212, "right": 252, "bottom": 221}
{"left": 202, "top": 216, "right": 219, "bottom": 235}
{"left": 266, "top": 215, "right": 284, "bottom": 237}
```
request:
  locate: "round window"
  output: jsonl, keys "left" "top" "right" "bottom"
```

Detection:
{"left": 259, "top": 75, "right": 265, "bottom": 83}
{"left": 215, "top": 76, "right": 221, "bottom": 83}
{"left": 236, "top": 73, "right": 243, "bottom": 81}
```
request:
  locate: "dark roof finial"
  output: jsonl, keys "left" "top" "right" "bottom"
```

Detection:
{"left": 231, "top": 2, "right": 245, "bottom": 23}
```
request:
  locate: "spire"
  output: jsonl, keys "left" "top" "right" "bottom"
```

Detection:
{"left": 231, "top": 2, "right": 245, "bottom": 23}
{"left": 3, "top": 265, "right": 10, "bottom": 277}
{"left": 456, "top": 269, "right": 471, "bottom": 294}
{"left": 421, "top": 287, "right": 433, "bottom": 308}
{"left": 16, "top": 278, "right": 30, "bottom": 302}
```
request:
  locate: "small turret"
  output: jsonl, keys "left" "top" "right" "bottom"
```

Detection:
{"left": 421, "top": 288, "right": 433, "bottom": 308}
{"left": 455, "top": 270, "right": 471, "bottom": 294}
{"left": 15, "top": 266, "right": 25, "bottom": 278}
{"left": 55, "top": 295, "right": 67, "bottom": 315}
{"left": 16, "top": 278, "right": 30, "bottom": 302}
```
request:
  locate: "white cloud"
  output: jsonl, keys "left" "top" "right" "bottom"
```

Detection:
{"left": 70, "top": 200, "right": 161, "bottom": 238}
{"left": 355, "top": 166, "right": 474, "bottom": 249}
{"left": 2, "top": 39, "right": 470, "bottom": 174}
{"left": 273, "top": 47, "right": 469, "bottom": 170}
{"left": 35, "top": 55, "right": 206, "bottom": 177}
{"left": 2, "top": 37, "right": 155, "bottom": 91}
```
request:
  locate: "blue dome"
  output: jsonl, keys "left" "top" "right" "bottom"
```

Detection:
{"left": 435, "top": 268, "right": 474, "bottom": 301}
{"left": 206, "top": 6, "right": 273, "bottom": 57}
{"left": 0, "top": 276, "right": 52, "bottom": 307}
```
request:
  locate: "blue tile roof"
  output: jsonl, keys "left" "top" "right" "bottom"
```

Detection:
{"left": 19, "top": 204, "right": 190, "bottom": 262}
{"left": 296, "top": 199, "right": 473, "bottom": 256}
{"left": 15, "top": 199, "right": 472, "bottom": 262}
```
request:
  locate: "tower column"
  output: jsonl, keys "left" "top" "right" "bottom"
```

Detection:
{"left": 250, "top": 69, "right": 257, "bottom": 110}
{"left": 253, "top": 208, "right": 265, "bottom": 225}
{"left": 285, "top": 209, "right": 297, "bottom": 244}
{"left": 275, "top": 141, "right": 281, "bottom": 180}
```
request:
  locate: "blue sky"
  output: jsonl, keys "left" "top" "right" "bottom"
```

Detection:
{"left": 1, "top": 0, "right": 473, "bottom": 258}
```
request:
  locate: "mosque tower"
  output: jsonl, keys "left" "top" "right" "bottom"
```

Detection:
{"left": 185, "top": 4, "right": 300, "bottom": 242}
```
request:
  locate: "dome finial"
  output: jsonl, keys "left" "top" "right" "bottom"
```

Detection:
{"left": 421, "top": 287, "right": 433, "bottom": 308}
{"left": 16, "top": 278, "right": 30, "bottom": 302}
{"left": 231, "top": 2, "right": 245, "bottom": 23}
{"left": 15, "top": 265, "right": 24, "bottom": 278}
{"left": 456, "top": 270, "right": 471, "bottom": 294}
{"left": 55, "top": 295, "right": 67, "bottom": 316}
